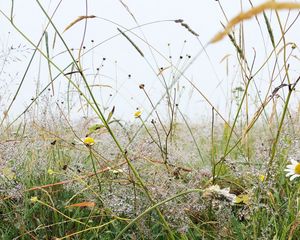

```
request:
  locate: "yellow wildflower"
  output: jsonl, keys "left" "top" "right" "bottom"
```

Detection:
{"left": 259, "top": 175, "right": 265, "bottom": 182}
{"left": 83, "top": 137, "right": 95, "bottom": 146}
{"left": 134, "top": 110, "right": 142, "bottom": 118}
{"left": 234, "top": 194, "right": 250, "bottom": 205}
{"left": 30, "top": 196, "right": 38, "bottom": 203}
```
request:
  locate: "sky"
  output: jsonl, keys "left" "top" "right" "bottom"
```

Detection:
{"left": 0, "top": 0, "right": 300, "bottom": 124}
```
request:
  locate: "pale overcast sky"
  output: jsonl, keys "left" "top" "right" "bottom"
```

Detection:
{"left": 0, "top": 0, "right": 299, "bottom": 123}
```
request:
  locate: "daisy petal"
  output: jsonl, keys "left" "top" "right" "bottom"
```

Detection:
{"left": 286, "top": 165, "right": 295, "bottom": 169}
{"left": 291, "top": 159, "right": 298, "bottom": 165}
{"left": 290, "top": 174, "right": 300, "bottom": 181}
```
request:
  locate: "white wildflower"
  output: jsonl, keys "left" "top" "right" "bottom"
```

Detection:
{"left": 284, "top": 159, "right": 300, "bottom": 181}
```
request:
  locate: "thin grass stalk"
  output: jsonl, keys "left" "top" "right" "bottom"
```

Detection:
{"left": 176, "top": 108, "right": 204, "bottom": 163}
{"left": 223, "top": 77, "right": 251, "bottom": 155}
{"left": 89, "top": 148, "right": 102, "bottom": 193}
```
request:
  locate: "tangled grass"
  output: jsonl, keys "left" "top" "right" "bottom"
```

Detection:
{"left": 1, "top": 1, "right": 300, "bottom": 239}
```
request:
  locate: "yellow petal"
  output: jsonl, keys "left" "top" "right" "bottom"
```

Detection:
{"left": 83, "top": 137, "right": 95, "bottom": 146}
{"left": 259, "top": 175, "right": 265, "bottom": 182}
{"left": 234, "top": 194, "right": 250, "bottom": 205}
{"left": 30, "top": 196, "right": 38, "bottom": 203}
{"left": 134, "top": 110, "right": 142, "bottom": 118}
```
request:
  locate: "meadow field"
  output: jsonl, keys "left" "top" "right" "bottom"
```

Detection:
{"left": 1, "top": 1, "right": 300, "bottom": 239}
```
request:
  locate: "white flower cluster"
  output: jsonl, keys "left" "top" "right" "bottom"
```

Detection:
{"left": 203, "top": 185, "right": 236, "bottom": 203}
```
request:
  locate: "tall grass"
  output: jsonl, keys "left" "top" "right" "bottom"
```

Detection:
{"left": 1, "top": 1, "right": 300, "bottom": 239}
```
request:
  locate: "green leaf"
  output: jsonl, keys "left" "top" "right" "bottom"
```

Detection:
{"left": 87, "top": 123, "right": 104, "bottom": 136}
{"left": 107, "top": 106, "right": 115, "bottom": 123}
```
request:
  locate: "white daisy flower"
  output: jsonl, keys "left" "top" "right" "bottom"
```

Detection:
{"left": 284, "top": 159, "right": 300, "bottom": 181}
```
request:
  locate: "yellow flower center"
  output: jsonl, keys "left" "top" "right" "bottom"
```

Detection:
{"left": 295, "top": 163, "right": 300, "bottom": 174}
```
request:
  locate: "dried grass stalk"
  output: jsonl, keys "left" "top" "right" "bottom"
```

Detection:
{"left": 63, "top": 15, "right": 96, "bottom": 33}
{"left": 117, "top": 27, "right": 144, "bottom": 57}
{"left": 211, "top": 1, "right": 300, "bottom": 43}
{"left": 65, "top": 201, "right": 96, "bottom": 208}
